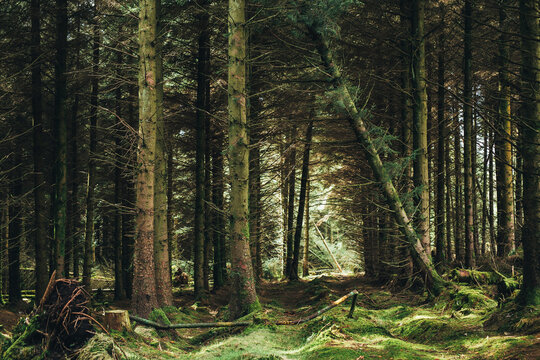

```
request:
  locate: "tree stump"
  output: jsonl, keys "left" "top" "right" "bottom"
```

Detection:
{"left": 104, "top": 310, "right": 132, "bottom": 332}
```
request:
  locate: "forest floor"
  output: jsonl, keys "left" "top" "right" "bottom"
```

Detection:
{"left": 1, "top": 274, "right": 539, "bottom": 359}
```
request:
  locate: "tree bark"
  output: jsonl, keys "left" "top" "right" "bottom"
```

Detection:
{"left": 8, "top": 144, "right": 22, "bottom": 305}
{"left": 285, "top": 127, "right": 296, "bottom": 278}
{"left": 435, "top": 24, "right": 446, "bottom": 269}
{"left": 495, "top": 2, "right": 516, "bottom": 258}
{"left": 133, "top": 0, "right": 160, "bottom": 317}
{"left": 307, "top": 24, "right": 445, "bottom": 295}
{"left": 454, "top": 116, "right": 464, "bottom": 263}
{"left": 228, "top": 0, "right": 260, "bottom": 318}
{"left": 488, "top": 128, "right": 496, "bottom": 254}
{"left": 517, "top": 0, "right": 540, "bottom": 306}
{"left": 53, "top": 0, "right": 68, "bottom": 278}
{"left": 83, "top": 5, "right": 100, "bottom": 288}
{"left": 212, "top": 132, "right": 226, "bottom": 289}
{"left": 114, "top": 52, "right": 126, "bottom": 300}
{"left": 290, "top": 122, "right": 313, "bottom": 280}
{"left": 153, "top": 0, "right": 172, "bottom": 307}
{"left": 411, "top": 0, "right": 430, "bottom": 255}
{"left": 445, "top": 119, "right": 453, "bottom": 261}
{"left": 463, "top": 0, "right": 475, "bottom": 268}
{"left": 302, "top": 179, "right": 310, "bottom": 277}
{"left": 399, "top": 0, "right": 414, "bottom": 282}
{"left": 31, "top": 0, "right": 48, "bottom": 299}
{"left": 193, "top": 0, "right": 210, "bottom": 297}
{"left": 249, "top": 114, "right": 262, "bottom": 281}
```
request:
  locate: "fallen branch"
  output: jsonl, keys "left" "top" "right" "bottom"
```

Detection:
{"left": 129, "top": 290, "right": 359, "bottom": 329}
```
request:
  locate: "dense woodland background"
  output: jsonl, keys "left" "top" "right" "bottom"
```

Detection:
{"left": 0, "top": 0, "right": 538, "bottom": 321}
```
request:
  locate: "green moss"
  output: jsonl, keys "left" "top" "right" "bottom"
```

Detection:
{"left": 450, "top": 269, "right": 500, "bottom": 284}
{"left": 395, "top": 315, "right": 473, "bottom": 342}
{"left": 304, "top": 346, "right": 361, "bottom": 360}
{"left": 78, "top": 334, "right": 119, "bottom": 360}
{"left": 149, "top": 308, "right": 172, "bottom": 326}
{"left": 453, "top": 287, "right": 497, "bottom": 311}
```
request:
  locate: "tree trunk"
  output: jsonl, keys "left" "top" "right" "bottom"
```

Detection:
{"left": 445, "top": 120, "right": 453, "bottom": 261}
{"left": 488, "top": 129, "right": 496, "bottom": 254}
{"left": 31, "top": 0, "right": 48, "bottom": 299}
{"left": 53, "top": 0, "right": 68, "bottom": 278}
{"left": 435, "top": 24, "right": 446, "bottom": 269}
{"left": 228, "top": 0, "right": 260, "bottom": 318}
{"left": 495, "top": 2, "right": 516, "bottom": 258}
{"left": 133, "top": 0, "right": 160, "bottom": 317}
{"left": 517, "top": 0, "right": 540, "bottom": 306}
{"left": 8, "top": 147, "right": 22, "bottom": 305}
{"left": 285, "top": 127, "right": 296, "bottom": 278}
{"left": 153, "top": 0, "right": 172, "bottom": 307}
{"left": 280, "top": 137, "right": 289, "bottom": 276}
{"left": 114, "top": 53, "right": 126, "bottom": 300}
{"left": 123, "top": 83, "right": 138, "bottom": 299}
{"left": 454, "top": 117, "right": 464, "bottom": 263}
{"left": 463, "top": 0, "right": 475, "bottom": 268}
{"left": 167, "top": 145, "right": 174, "bottom": 281}
{"left": 399, "top": 0, "right": 414, "bottom": 282}
{"left": 83, "top": 6, "right": 99, "bottom": 288}
{"left": 212, "top": 132, "right": 226, "bottom": 289}
{"left": 193, "top": 0, "right": 210, "bottom": 298}
{"left": 290, "top": 122, "right": 313, "bottom": 280}
{"left": 302, "top": 179, "right": 310, "bottom": 277}
{"left": 71, "top": 13, "right": 82, "bottom": 279}
{"left": 249, "top": 115, "right": 262, "bottom": 281}
{"left": 411, "top": 0, "right": 430, "bottom": 255}
{"left": 481, "top": 123, "right": 489, "bottom": 255}
{"left": 307, "top": 24, "right": 445, "bottom": 295}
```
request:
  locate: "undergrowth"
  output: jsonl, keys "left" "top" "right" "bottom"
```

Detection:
{"left": 75, "top": 277, "right": 538, "bottom": 360}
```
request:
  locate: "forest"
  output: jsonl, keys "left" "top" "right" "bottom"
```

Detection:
{"left": 0, "top": 0, "right": 538, "bottom": 359}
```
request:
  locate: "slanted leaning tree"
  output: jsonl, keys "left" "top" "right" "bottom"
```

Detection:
{"left": 228, "top": 0, "right": 260, "bottom": 319}
{"left": 303, "top": 10, "right": 446, "bottom": 295}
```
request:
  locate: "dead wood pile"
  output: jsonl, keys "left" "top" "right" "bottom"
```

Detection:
{"left": 1, "top": 274, "right": 95, "bottom": 359}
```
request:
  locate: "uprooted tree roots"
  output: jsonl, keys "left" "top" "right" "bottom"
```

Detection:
{"left": 1, "top": 276, "right": 95, "bottom": 359}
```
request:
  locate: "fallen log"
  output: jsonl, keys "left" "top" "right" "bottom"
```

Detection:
{"left": 129, "top": 290, "right": 359, "bottom": 329}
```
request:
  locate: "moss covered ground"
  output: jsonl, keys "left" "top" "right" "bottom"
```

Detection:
{"left": 2, "top": 275, "right": 538, "bottom": 359}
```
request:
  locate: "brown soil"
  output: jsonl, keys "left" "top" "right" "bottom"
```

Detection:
{"left": 0, "top": 309, "right": 20, "bottom": 331}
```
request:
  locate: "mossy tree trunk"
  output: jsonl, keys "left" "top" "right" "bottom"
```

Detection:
{"left": 495, "top": 2, "right": 516, "bottom": 258}
{"left": 133, "top": 0, "right": 160, "bottom": 317}
{"left": 153, "top": 0, "right": 172, "bottom": 307}
{"left": 228, "top": 0, "right": 260, "bottom": 319}
{"left": 518, "top": 0, "right": 540, "bottom": 306}
{"left": 54, "top": 0, "right": 68, "bottom": 278}
{"left": 307, "top": 23, "right": 446, "bottom": 295}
